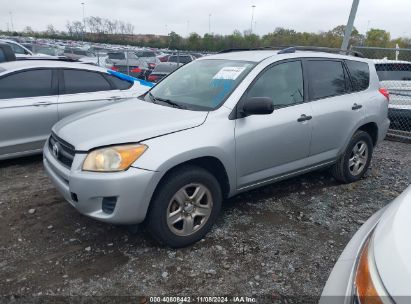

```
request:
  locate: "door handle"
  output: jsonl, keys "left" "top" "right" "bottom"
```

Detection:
{"left": 108, "top": 96, "right": 122, "bottom": 100}
{"left": 297, "top": 114, "right": 312, "bottom": 122}
{"left": 352, "top": 103, "right": 363, "bottom": 110}
{"left": 33, "top": 101, "right": 51, "bottom": 107}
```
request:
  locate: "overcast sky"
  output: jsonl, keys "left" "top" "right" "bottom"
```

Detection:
{"left": 0, "top": 0, "right": 410, "bottom": 38}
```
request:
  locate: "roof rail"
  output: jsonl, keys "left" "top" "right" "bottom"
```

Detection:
{"left": 15, "top": 56, "right": 81, "bottom": 62}
{"left": 218, "top": 46, "right": 364, "bottom": 58}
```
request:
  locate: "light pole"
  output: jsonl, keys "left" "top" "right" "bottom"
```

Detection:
{"left": 9, "top": 12, "right": 14, "bottom": 32}
{"left": 341, "top": 0, "right": 360, "bottom": 51}
{"left": 81, "top": 2, "right": 85, "bottom": 42}
{"left": 250, "top": 5, "right": 256, "bottom": 34}
{"left": 208, "top": 14, "right": 211, "bottom": 35}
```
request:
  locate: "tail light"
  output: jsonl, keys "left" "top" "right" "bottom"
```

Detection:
{"left": 110, "top": 66, "right": 119, "bottom": 71}
{"left": 379, "top": 88, "right": 390, "bottom": 102}
{"left": 130, "top": 67, "right": 142, "bottom": 73}
{"left": 148, "top": 75, "right": 159, "bottom": 82}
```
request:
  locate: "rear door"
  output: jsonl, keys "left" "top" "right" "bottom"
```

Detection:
{"left": 57, "top": 69, "right": 125, "bottom": 119}
{"left": 0, "top": 69, "right": 58, "bottom": 157}
{"left": 306, "top": 59, "right": 366, "bottom": 161}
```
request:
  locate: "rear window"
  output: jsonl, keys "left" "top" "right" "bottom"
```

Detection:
{"left": 63, "top": 70, "right": 112, "bottom": 94}
{"left": 153, "top": 64, "right": 178, "bottom": 73}
{"left": 346, "top": 60, "right": 370, "bottom": 91}
{"left": 137, "top": 51, "right": 156, "bottom": 58}
{"left": 108, "top": 52, "right": 126, "bottom": 60}
{"left": 169, "top": 56, "right": 192, "bottom": 64}
{"left": 376, "top": 63, "right": 411, "bottom": 81}
{"left": 307, "top": 60, "right": 350, "bottom": 100}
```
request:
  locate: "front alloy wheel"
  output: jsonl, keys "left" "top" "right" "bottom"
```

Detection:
{"left": 167, "top": 183, "right": 213, "bottom": 236}
{"left": 146, "top": 166, "right": 222, "bottom": 248}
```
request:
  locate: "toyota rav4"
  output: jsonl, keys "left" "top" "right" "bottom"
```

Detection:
{"left": 43, "top": 47, "right": 390, "bottom": 248}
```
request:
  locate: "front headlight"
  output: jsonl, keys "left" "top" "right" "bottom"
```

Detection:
{"left": 82, "top": 144, "right": 147, "bottom": 172}
{"left": 354, "top": 232, "right": 392, "bottom": 304}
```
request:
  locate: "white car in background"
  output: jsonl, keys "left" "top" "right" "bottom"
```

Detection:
{"left": 321, "top": 185, "right": 411, "bottom": 304}
{"left": 0, "top": 60, "right": 151, "bottom": 160}
{"left": 374, "top": 59, "right": 411, "bottom": 132}
{"left": 0, "top": 39, "right": 33, "bottom": 57}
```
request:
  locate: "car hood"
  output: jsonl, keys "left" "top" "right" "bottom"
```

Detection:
{"left": 52, "top": 99, "right": 208, "bottom": 151}
{"left": 373, "top": 185, "right": 411, "bottom": 299}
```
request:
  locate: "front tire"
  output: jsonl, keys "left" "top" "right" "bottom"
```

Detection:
{"left": 331, "top": 131, "right": 373, "bottom": 184}
{"left": 146, "top": 166, "right": 222, "bottom": 248}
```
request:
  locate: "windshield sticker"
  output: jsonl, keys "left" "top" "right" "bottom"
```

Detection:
{"left": 213, "top": 66, "right": 246, "bottom": 80}
{"left": 210, "top": 78, "right": 235, "bottom": 106}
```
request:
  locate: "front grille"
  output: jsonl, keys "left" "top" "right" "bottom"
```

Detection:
{"left": 48, "top": 133, "right": 75, "bottom": 168}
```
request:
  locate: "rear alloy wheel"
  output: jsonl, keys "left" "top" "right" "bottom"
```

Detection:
{"left": 331, "top": 131, "right": 373, "bottom": 184}
{"left": 146, "top": 166, "right": 222, "bottom": 248}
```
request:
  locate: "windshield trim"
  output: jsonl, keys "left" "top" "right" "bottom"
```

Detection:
{"left": 145, "top": 59, "right": 256, "bottom": 112}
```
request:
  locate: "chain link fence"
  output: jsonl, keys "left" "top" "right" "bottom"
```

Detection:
{"left": 351, "top": 46, "right": 411, "bottom": 143}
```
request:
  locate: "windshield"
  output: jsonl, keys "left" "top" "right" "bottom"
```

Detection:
{"left": 147, "top": 59, "right": 255, "bottom": 111}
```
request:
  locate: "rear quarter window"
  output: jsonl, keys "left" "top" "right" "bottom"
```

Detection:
{"left": 104, "top": 74, "right": 133, "bottom": 90}
{"left": 346, "top": 60, "right": 370, "bottom": 91}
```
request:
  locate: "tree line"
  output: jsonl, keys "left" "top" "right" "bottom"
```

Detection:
{"left": 2, "top": 16, "right": 410, "bottom": 53}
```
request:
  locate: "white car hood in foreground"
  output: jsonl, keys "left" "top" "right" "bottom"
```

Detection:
{"left": 52, "top": 99, "right": 208, "bottom": 151}
{"left": 373, "top": 185, "right": 411, "bottom": 299}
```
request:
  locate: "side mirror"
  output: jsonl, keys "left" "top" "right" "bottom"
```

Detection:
{"left": 242, "top": 97, "right": 274, "bottom": 117}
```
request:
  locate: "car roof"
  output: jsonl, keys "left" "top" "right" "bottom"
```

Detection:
{"left": 0, "top": 60, "right": 108, "bottom": 74}
{"left": 200, "top": 50, "right": 370, "bottom": 63}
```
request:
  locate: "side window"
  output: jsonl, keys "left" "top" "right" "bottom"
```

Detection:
{"left": 104, "top": 74, "right": 133, "bottom": 90}
{"left": 0, "top": 49, "right": 5, "bottom": 62}
{"left": 247, "top": 61, "right": 304, "bottom": 107}
{"left": 307, "top": 60, "right": 349, "bottom": 100}
{"left": 63, "top": 70, "right": 112, "bottom": 94}
{"left": 8, "top": 43, "right": 26, "bottom": 54}
{"left": 0, "top": 69, "right": 53, "bottom": 99}
{"left": 346, "top": 60, "right": 370, "bottom": 91}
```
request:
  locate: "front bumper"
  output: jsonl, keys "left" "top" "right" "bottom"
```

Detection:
{"left": 43, "top": 141, "right": 159, "bottom": 225}
{"left": 319, "top": 207, "right": 386, "bottom": 304}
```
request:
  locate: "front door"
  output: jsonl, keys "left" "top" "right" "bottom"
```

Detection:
{"left": 235, "top": 60, "right": 313, "bottom": 189}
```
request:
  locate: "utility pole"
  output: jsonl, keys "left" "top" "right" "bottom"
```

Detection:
{"left": 9, "top": 12, "right": 14, "bottom": 32}
{"left": 81, "top": 2, "right": 85, "bottom": 42}
{"left": 250, "top": 5, "right": 256, "bottom": 34}
{"left": 208, "top": 14, "right": 211, "bottom": 34}
{"left": 341, "top": 0, "right": 360, "bottom": 51}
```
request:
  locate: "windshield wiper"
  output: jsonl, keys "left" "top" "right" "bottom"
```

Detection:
{"left": 153, "top": 96, "right": 186, "bottom": 109}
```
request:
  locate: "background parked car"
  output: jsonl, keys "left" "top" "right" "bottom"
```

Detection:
{"left": 167, "top": 54, "right": 195, "bottom": 64}
{"left": 147, "top": 62, "right": 182, "bottom": 83}
{"left": 375, "top": 60, "right": 411, "bottom": 132}
{"left": 135, "top": 50, "right": 161, "bottom": 69}
{"left": 0, "top": 39, "right": 33, "bottom": 58}
{"left": 105, "top": 50, "right": 139, "bottom": 67}
{"left": 321, "top": 185, "right": 411, "bottom": 304}
{"left": 63, "top": 47, "right": 95, "bottom": 60}
{"left": 110, "top": 58, "right": 151, "bottom": 80}
{"left": 0, "top": 60, "right": 151, "bottom": 160}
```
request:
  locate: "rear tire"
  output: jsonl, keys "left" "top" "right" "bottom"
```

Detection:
{"left": 146, "top": 166, "right": 222, "bottom": 248}
{"left": 331, "top": 131, "right": 373, "bottom": 184}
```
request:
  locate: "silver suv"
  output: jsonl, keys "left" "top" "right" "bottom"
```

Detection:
{"left": 44, "top": 48, "right": 390, "bottom": 247}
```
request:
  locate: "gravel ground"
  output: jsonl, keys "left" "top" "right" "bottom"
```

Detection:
{"left": 0, "top": 140, "right": 410, "bottom": 303}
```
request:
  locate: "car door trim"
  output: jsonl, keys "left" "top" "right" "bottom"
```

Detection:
{"left": 237, "top": 160, "right": 335, "bottom": 191}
